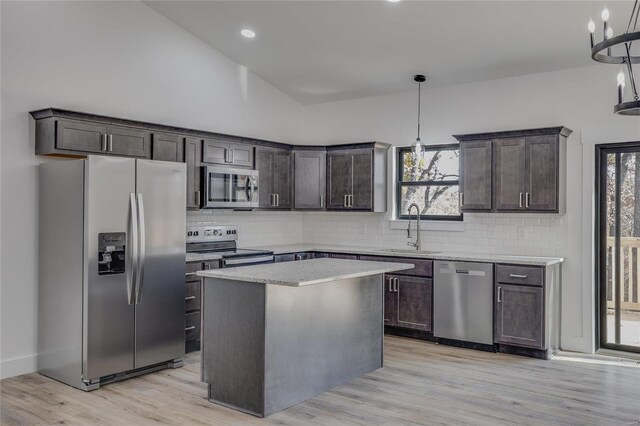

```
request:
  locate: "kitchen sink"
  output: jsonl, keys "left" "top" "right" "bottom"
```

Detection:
{"left": 378, "top": 248, "right": 441, "bottom": 255}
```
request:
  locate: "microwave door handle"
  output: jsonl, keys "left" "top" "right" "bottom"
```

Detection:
{"left": 135, "top": 193, "right": 146, "bottom": 304}
{"left": 128, "top": 193, "right": 138, "bottom": 305}
{"left": 245, "top": 177, "right": 255, "bottom": 202}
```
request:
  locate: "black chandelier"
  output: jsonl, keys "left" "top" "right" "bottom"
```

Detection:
{"left": 588, "top": 1, "right": 640, "bottom": 115}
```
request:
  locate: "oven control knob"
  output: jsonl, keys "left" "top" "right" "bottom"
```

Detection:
{"left": 213, "top": 229, "right": 220, "bottom": 236}
{"left": 194, "top": 231, "right": 199, "bottom": 236}
{"left": 187, "top": 231, "right": 193, "bottom": 237}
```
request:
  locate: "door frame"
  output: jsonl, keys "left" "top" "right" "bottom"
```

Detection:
{"left": 595, "top": 142, "right": 640, "bottom": 353}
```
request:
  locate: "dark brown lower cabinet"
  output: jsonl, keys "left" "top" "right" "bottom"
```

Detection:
{"left": 185, "top": 260, "right": 215, "bottom": 353}
{"left": 386, "top": 274, "right": 433, "bottom": 332}
{"left": 494, "top": 283, "right": 544, "bottom": 349}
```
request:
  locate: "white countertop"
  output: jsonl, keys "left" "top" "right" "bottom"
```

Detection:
{"left": 196, "top": 258, "right": 413, "bottom": 286}
{"left": 244, "top": 243, "right": 564, "bottom": 266}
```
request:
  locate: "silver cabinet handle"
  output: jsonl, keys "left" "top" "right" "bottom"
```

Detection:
{"left": 229, "top": 149, "right": 234, "bottom": 163}
{"left": 394, "top": 277, "right": 399, "bottom": 292}
{"left": 108, "top": 134, "right": 113, "bottom": 152}
{"left": 497, "top": 286, "right": 502, "bottom": 303}
{"left": 525, "top": 192, "right": 531, "bottom": 208}
{"left": 388, "top": 278, "right": 393, "bottom": 292}
{"left": 459, "top": 192, "right": 464, "bottom": 207}
{"left": 185, "top": 296, "right": 196, "bottom": 300}
{"left": 344, "top": 194, "right": 348, "bottom": 208}
{"left": 204, "top": 263, "right": 211, "bottom": 270}
{"left": 194, "top": 190, "right": 200, "bottom": 205}
{"left": 135, "top": 193, "right": 146, "bottom": 304}
{"left": 270, "top": 194, "right": 275, "bottom": 207}
{"left": 101, "top": 134, "right": 108, "bottom": 152}
{"left": 519, "top": 192, "right": 524, "bottom": 208}
{"left": 224, "top": 148, "right": 229, "bottom": 163}
{"left": 320, "top": 194, "right": 324, "bottom": 208}
{"left": 349, "top": 194, "right": 353, "bottom": 207}
{"left": 275, "top": 193, "right": 279, "bottom": 207}
{"left": 509, "top": 274, "right": 528, "bottom": 279}
{"left": 128, "top": 193, "right": 139, "bottom": 305}
{"left": 185, "top": 326, "right": 196, "bottom": 331}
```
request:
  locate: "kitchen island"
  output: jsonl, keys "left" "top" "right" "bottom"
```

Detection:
{"left": 196, "top": 258, "right": 413, "bottom": 417}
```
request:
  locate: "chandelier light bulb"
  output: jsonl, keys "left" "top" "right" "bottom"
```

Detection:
{"left": 602, "top": 6, "right": 610, "bottom": 22}
{"left": 617, "top": 69, "right": 626, "bottom": 87}
{"left": 588, "top": 18, "right": 596, "bottom": 33}
{"left": 606, "top": 26, "right": 613, "bottom": 39}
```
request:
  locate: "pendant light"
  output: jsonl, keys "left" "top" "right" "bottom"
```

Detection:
{"left": 412, "top": 75, "right": 427, "bottom": 158}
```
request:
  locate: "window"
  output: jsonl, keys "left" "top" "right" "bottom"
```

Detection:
{"left": 396, "top": 144, "right": 461, "bottom": 221}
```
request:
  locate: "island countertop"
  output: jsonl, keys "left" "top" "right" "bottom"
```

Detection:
{"left": 196, "top": 258, "right": 413, "bottom": 286}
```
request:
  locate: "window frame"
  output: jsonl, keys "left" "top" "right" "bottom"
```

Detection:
{"left": 395, "top": 144, "right": 463, "bottom": 221}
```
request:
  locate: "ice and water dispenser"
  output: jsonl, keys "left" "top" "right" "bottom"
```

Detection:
{"left": 98, "top": 232, "right": 126, "bottom": 275}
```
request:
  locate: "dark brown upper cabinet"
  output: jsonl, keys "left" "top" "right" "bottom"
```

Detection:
{"left": 293, "top": 149, "right": 326, "bottom": 210}
{"left": 184, "top": 137, "right": 202, "bottom": 209}
{"left": 255, "top": 147, "right": 292, "bottom": 209}
{"left": 33, "top": 113, "right": 151, "bottom": 158}
{"left": 493, "top": 138, "right": 527, "bottom": 211}
{"left": 152, "top": 132, "right": 183, "bottom": 162}
{"left": 326, "top": 142, "right": 389, "bottom": 212}
{"left": 454, "top": 127, "right": 571, "bottom": 214}
{"left": 459, "top": 140, "right": 493, "bottom": 211}
{"left": 202, "top": 137, "right": 253, "bottom": 168}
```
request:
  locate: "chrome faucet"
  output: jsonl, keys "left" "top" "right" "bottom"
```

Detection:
{"left": 407, "top": 203, "right": 421, "bottom": 250}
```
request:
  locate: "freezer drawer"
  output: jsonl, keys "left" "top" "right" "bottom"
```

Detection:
{"left": 433, "top": 261, "right": 494, "bottom": 345}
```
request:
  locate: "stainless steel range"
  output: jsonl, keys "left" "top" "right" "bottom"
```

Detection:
{"left": 186, "top": 225, "right": 273, "bottom": 268}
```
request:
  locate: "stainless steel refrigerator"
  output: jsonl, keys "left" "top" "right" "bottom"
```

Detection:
{"left": 38, "top": 155, "right": 186, "bottom": 391}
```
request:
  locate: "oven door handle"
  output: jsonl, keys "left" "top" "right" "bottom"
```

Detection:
{"left": 222, "top": 255, "right": 274, "bottom": 267}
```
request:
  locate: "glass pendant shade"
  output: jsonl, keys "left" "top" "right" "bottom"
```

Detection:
{"left": 412, "top": 138, "right": 423, "bottom": 159}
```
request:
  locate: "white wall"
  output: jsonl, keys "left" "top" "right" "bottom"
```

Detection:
{"left": 0, "top": 0, "right": 303, "bottom": 379}
{"left": 301, "top": 65, "right": 639, "bottom": 353}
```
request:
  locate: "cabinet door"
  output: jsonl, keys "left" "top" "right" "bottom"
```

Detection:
{"left": 228, "top": 142, "right": 254, "bottom": 168}
{"left": 493, "top": 138, "right": 526, "bottom": 211}
{"left": 56, "top": 119, "right": 107, "bottom": 154}
{"left": 525, "top": 136, "right": 558, "bottom": 211}
{"left": 152, "top": 133, "right": 182, "bottom": 162}
{"left": 495, "top": 284, "right": 544, "bottom": 349}
{"left": 202, "top": 138, "right": 229, "bottom": 165}
{"left": 327, "top": 152, "right": 352, "bottom": 209}
{"left": 384, "top": 275, "right": 396, "bottom": 326}
{"left": 395, "top": 275, "right": 433, "bottom": 331}
{"left": 107, "top": 125, "right": 149, "bottom": 158}
{"left": 294, "top": 150, "right": 326, "bottom": 209}
{"left": 184, "top": 137, "right": 202, "bottom": 209}
{"left": 272, "top": 150, "right": 292, "bottom": 209}
{"left": 255, "top": 148, "right": 274, "bottom": 208}
{"left": 460, "top": 140, "right": 492, "bottom": 211}
{"left": 351, "top": 149, "right": 373, "bottom": 210}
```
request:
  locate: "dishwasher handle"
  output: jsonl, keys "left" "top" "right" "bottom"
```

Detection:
{"left": 438, "top": 268, "right": 487, "bottom": 277}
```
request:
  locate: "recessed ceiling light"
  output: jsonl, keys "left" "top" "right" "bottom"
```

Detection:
{"left": 241, "top": 29, "right": 256, "bottom": 39}
{"left": 387, "top": 0, "right": 401, "bottom": 3}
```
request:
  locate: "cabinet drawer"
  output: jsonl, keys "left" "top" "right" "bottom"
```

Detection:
{"left": 359, "top": 255, "right": 432, "bottom": 277}
{"left": 185, "top": 312, "right": 201, "bottom": 342}
{"left": 186, "top": 262, "right": 203, "bottom": 280}
{"left": 274, "top": 253, "right": 295, "bottom": 263}
{"left": 185, "top": 280, "right": 201, "bottom": 312}
{"left": 330, "top": 253, "right": 358, "bottom": 260}
{"left": 495, "top": 264, "right": 543, "bottom": 287}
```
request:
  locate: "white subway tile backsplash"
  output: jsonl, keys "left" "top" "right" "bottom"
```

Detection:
{"left": 188, "top": 209, "right": 568, "bottom": 258}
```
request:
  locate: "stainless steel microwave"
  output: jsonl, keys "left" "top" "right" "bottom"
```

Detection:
{"left": 201, "top": 166, "right": 259, "bottom": 209}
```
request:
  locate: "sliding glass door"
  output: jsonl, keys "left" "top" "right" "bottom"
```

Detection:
{"left": 597, "top": 144, "right": 640, "bottom": 353}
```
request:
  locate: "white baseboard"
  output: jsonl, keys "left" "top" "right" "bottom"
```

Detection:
{"left": 1, "top": 354, "right": 37, "bottom": 379}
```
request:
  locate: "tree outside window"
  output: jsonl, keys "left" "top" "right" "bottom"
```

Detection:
{"left": 396, "top": 145, "right": 461, "bottom": 221}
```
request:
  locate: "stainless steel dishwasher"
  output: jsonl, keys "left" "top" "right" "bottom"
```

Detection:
{"left": 433, "top": 261, "right": 494, "bottom": 345}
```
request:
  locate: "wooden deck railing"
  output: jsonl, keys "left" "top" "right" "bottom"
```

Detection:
{"left": 606, "top": 237, "right": 640, "bottom": 311}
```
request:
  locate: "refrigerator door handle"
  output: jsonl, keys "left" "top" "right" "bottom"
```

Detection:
{"left": 128, "top": 193, "right": 139, "bottom": 305}
{"left": 135, "top": 193, "right": 146, "bottom": 304}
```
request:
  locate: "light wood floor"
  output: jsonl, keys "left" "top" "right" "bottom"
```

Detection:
{"left": 2, "top": 336, "right": 639, "bottom": 425}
